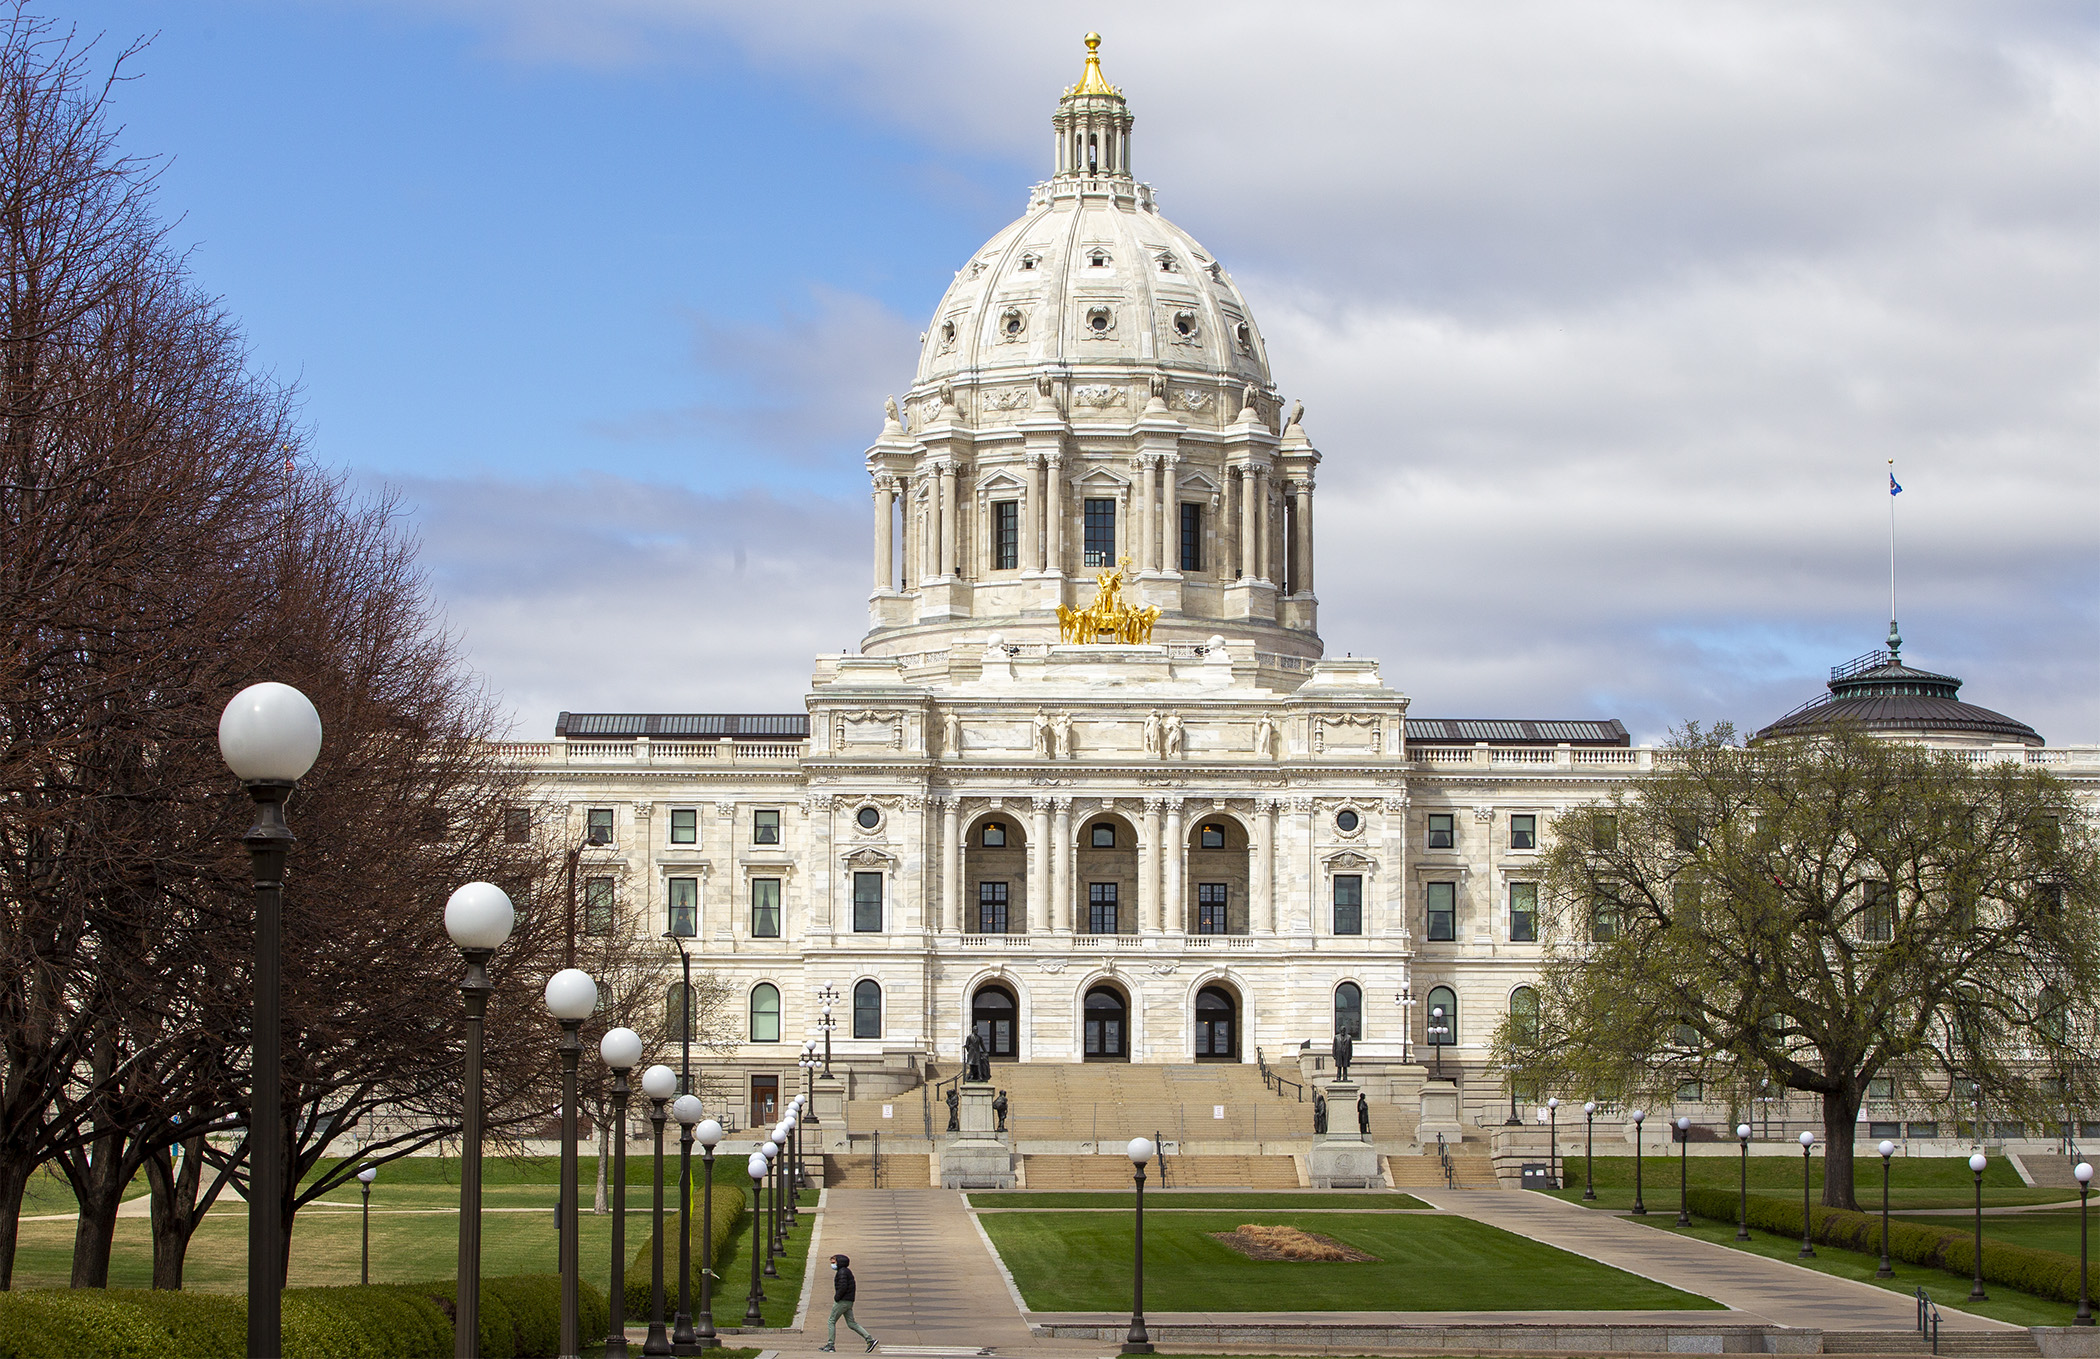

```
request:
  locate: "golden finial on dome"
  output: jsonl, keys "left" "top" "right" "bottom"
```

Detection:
{"left": 1066, "top": 31, "right": 1120, "bottom": 97}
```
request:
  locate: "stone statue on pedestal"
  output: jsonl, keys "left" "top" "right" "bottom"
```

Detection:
{"left": 1333, "top": 1027, "right": 1354, "bottom": 1082}
{"left": 1312, "top": 1090, "right": 1327, "bottom": 1135}
{"left": 1357, "top": 1091, "right": 1370, "bottom": 1136}
{"left": 963, "top": 1030, "right": 990, "bottom": 1083}
{"left": 946, "top": 1088, "right": 959, "bottom": 1132}
{"left": 993, "top": 1090, "right": 1008, "bottom": 1133}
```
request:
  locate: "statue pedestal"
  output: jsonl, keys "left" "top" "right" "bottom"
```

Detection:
{"left": 813, "top": 1074, "right": 847, "bottom": 1128}
{"left": 1309, "top": 1080, "right": 1377, "bottom": 1188}
{"left": 1418, "top": 1078, "right": 1464, "bottom": 1143}
{"left": 940, "top": 1082, "right": 1014, "bottom": 1189}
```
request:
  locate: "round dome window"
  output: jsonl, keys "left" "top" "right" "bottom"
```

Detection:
{"left": 1088, "top": 306, "right": 1113, "bottom": 333}
{"left": 1173, "top": 311, "right": 1197, "bottom": 338}
{"left": 1002, "top": 309, "right": 1024, "bottom": 336}
{"left": 856, "top": 805, "right": 881, "bottom": 830}
{"left": 1336, "top": 809, "right": 1360, "bottom": 833}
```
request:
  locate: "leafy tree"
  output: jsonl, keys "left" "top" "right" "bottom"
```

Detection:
{"left": 1498, "top": 723, "right": 2100, "bottom": 1210}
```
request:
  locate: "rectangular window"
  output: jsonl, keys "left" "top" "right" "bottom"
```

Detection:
{"left": 1869, "top": 1121, "right": 1901, "bottom": 1140}
{"left": 669, "top": 808, "right": 697, "bottom": 845}
{"left": 583, "top": 876, "right": 615, "bottom": 935}
{"left": 1510, "top": 881, "right": 1538, "bottom": 942}
{"left": 1091, "top": 822, "right": 1115, "bottom": 848}
{"left": 753, "top": 809, "right": 780, "bottom": 845}
{"left": 1906, "top": 1122, "right": 1939, "bottom": 1139}
{"left": 751, "top": 878, "right": 781, "bottom": 938}
{"left": 1199, "top": 823, "right": 1225, "bottom": 849}
{"left": 1672, "top": 815, "right": 1699, "bottom": 852}
{"left": 981, "top": 821, "right": 1006, "bottom": 847}
{"left": 1332, "top": 875, "right": 1363, "bottom": 935}
{"left": 1426, "top": 882, "right": 1456, "bottom": 941}
{"left": 977, "top": 881, "right": 1009, "bottom": 933}
{"left": 1426, "top": 813, "right": 1454, "bottom": 850}
{"left": 1179, "top": 502, "right": 1201, "bottom": 571}
{"left": 586, "top": 807, "right": 614, "bottom": 845}
{"left": 1862, "top": 880, "right": 1892, "bottom": 941}
{"left": 1672, "top": 877, "right": 1702, "bottom": 930}
{"left": 1593, "top": 813, "right": 1618, "bottom": 852}
{"left": 1088, "top": 882, "right": 1119, "bottom": 934}
{"left": 1592, "top": 900, "right": 1619, "bottom": 942}
{"left": 1510, "top": 814, "right": 1537, "bottom": 850}
{"left": 1677, "top": 1080, "right": 1704, "bottom": 1102}
{"left": 667, "top": 877, "right": 698, "bottom": 936}
{"left": 503, "top": 807, "right": 531, "bottom": 844}
{"left": 1197, "top": 882, "right": 1228, "bottom": 934}
{"left": 993, "top": 500, "right": 1019, "bottom": 570}
{"left": 852, "top": 871, "right": 882, "bottom": 931}
{"left": 1867, "top": 1076, "right": 1894, "bottom": 1101}
{"left": 1083, "top": 498, "right": 1116, "bottom": 567}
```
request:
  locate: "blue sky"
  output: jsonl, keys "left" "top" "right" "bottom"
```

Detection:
{"left": 89, "top": 1, "right": 2100, "bottom": 742}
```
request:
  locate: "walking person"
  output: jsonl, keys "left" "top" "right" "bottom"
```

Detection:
{"left": 821, "top": 1252, "right": 877, "bottom": 1352}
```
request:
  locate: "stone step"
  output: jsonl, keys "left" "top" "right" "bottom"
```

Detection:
{"left": 1018, "top": 1152, "right": 1303, "bottom": 1190}
{"left": 823, "top": 1153, "right": 932, "bottom": 1189}
{"left": 1824, "top": 1332, "right": 2039, "bottom": 1357}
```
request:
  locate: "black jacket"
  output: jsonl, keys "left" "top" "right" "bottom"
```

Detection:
{"left": 833, "top": 1263, "right": 856, "bottom": 1302}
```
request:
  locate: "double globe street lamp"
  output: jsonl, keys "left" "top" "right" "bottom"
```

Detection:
{"left": 218, "top": 680, "right": 323, "bottom": 1359}
{"left": 445, "top": 880, "right": 516, "bottom": 1359}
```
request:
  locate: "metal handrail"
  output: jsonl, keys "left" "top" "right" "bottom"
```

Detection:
{"left": 1916, "top": 1287, "right": 1939, "bottom": 1355}
{"left": 872, "top": 1130, "right": 881, "bottom": 1189}
{"left": 1255, "top": 1048, "right": 1305, "bottom": 1102}
{"left": 1437, "top": 1133, "right": 1457, "bottom": 1189}
{"left": 1155, "top": 1129, "right": 1169, "bottom": 1189}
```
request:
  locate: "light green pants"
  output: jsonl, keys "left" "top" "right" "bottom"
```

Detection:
{"left": 829, "top": 1299, "right": 874, "bottom": 1346}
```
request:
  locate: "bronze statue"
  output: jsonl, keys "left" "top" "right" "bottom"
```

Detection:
{"left": 1357, "top": 1091, "right": 1371, "bottom": 1137}
{"left": 963, "top": 1030, "right": 991, "bottom": 1083}
{"left": 1312, "top": 1090, "right": 1327, "bottom": 1135}
{"left": 993, "top": 1090, "right": 1008, "bottom": 1133}
{"left": 1333, "top": 1027, "right": 1354, "bottom": 1083}
{"left": 945, "top": 1088, "right": 959, "bottom": 1132}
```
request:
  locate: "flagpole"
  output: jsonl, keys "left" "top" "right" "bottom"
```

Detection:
{"left": 1887, "top": 459, "right": 1899, "bottom": 657}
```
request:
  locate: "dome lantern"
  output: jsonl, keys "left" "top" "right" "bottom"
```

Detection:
{"left": 1054, "top": 34, "right": 1132, "bottom": 180}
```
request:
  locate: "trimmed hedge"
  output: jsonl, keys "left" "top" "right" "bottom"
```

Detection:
{"left": 625, "top": 1180, "right": 748, "bottom": 1319}
{"left": 0, "top": 1275, "right": 607, "bottom": 1359}
{"left": 1686, "top": 1186, "right": 2085, "bottom": 1303}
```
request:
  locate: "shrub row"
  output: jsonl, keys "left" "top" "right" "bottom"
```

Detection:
{"left": 0, "top": 1274, "right": 607, "bottom": 1359}
{"left": 625, "top": 1180, "right": 748, "bottom": 1320}
{"left": 1686, "top": 1186, "right": 2085, "bottom": 1303}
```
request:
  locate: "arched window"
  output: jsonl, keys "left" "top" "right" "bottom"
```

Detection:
{"left": 667, "top": 982, "right": 691, "bottom": 1042}
{"left": 1426, "top": 985, "right": 1458, "bottom": 1048}
{"left": 749, "top": 983, "right": 780, "bottom": 1043}
{"left": 853, "top": 979, "right": 882, "bottom": 1039}
{"left": 1334, "top": 982, "right": 1363, "bottom": 1040}
{"left": 1509, "top": 986, "right": 1540, "bottom": 1047}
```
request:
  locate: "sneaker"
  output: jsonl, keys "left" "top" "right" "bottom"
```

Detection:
{"left": 866, "top": 1340, "right": 879, "bottom": 1352}
{"left": 818, "top": 1346, "right": 834, "bottom": 1352}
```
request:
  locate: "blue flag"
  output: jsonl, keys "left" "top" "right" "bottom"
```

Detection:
{"left": 1889, "top": 473, "right": 1903, "bottom": 496}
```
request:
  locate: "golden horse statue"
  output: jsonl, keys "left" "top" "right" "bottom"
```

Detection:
{"left": 1057, "top": 558, "right": 1161, "bottom": 645}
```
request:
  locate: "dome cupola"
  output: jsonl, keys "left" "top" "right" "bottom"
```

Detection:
{"left": 1754, "top": 638, "right": 2043, "bottom": 748}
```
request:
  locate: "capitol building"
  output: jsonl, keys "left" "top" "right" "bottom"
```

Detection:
{"left": 500, "top": 38, "right": 2096, "bottom": 1150}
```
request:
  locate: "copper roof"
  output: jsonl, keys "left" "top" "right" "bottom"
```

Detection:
{"left": 1753, "top": 651, "right": 2041, "bottom": 746}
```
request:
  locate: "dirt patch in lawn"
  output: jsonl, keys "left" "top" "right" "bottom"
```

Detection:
{"left": 1209, "top": 1224, "right": 1380, "bottom": 1263}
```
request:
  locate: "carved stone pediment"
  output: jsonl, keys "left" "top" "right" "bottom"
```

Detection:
{"left": 1323, "top": 849, "right": 1377, "bottom": 874}
{"left": 835, "top": 710, "right": 905, "bottom": 750}
{"left": 1312, "top": 713, "right": 1383, "bottom": 755}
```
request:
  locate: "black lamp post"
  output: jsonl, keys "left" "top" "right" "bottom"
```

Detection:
{"left": 600, "top": 1028, "right": 645, "bottom": 1359}
{"left": 1428, "top": 1006, "right": 1450, "bottom": 1078}
{"left": 1583, "top": 1101, "right": 1597, "bottom": 1200}
{"left": 1674, "top": 1116, "right": 1692, "bottom": 1226}
{"left": 800, "top": 1046, "right": 819, "bottom": 1126}
{"left": 445, "top": 880, "right": 516, "bottom": 1359}
{"left": 358, "top": 1165, "right": 376, "bottom": 1286}
{"left": 1122, "top": 1136, "right": 1155, "bottom": 1355}
{"left": 1630, "top": 1109, "right": 1647, "bottom": 1215}
{"left": 2074, "top": 1159, "right": 2092, "bottom": 1325}
{"left": 1735, "top": 1123, "right": 1751, "bottom": 1241}
{"left": 218, "top": 681, "right": 323, "bottom": 1359}
{"left": 780, "top": 1116, "right": 799, "bottom": 1230}
{"left": 1967, "top": 1151, "right": 1988, "bottom": 1301}
{"left": 546, "top": 969, "right": 599, "bottom": 1359}
{"left": 1798, "top": 1131, "right": 1817, "bottom": 1258}
{"left": 742, "top": 1152, "right": 768, "bottom": 1327}
{"left": 641, "top": 1065, "right": 676, "bottom": 1358}
{"left": 662, "top": 932, "right": 695, "bottom": 1097}
{"left": 1546, "top": 1098, "right": 1560, "bottom": 1190}
{"left": 816, "top": 984, "right": 839, "bottom": 1077}
{"left": 1874, "top": 1138, "right": 1896, "bottom": 1278}
{"left": 761, "top": 1138, "right": 780, "bottom": 1277}
{"left": 695, "top": 1117, "right": 723, "bottom": 1350}
{"left": 672, "top": 1094, "right": 703, "bottom": 1351}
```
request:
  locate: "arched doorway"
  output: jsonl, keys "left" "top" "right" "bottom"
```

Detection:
{"left": 1194, "top": 985, "right": 1238, "bottom": 1061}
{"left": 972, "top": 982, "right": 1018, "bottom": 1060}
{"left": 1083, "top": 984, "right": 1129, "bottom": 1061}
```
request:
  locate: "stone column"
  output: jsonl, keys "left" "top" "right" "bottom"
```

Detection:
{"left": 1255, "top": 799, "right": 1277, "bottom": 934}
{"left": 1162, "top": 453, "right": 1182, "bottom": 572}
{"left": 1163, "top": 800, "right": 1184, "bottom": 933}
{"left": 1294, "top": 478, "right": 1314, "bottom": 595}
{"left": 942, "top": 797, "right": 962, "bottom": 933}
{"left": 1132, "top": 457, "right": 1150, "bottom": 574}
{"left": 1027, "top": 457, "right": 1045, "bottom": 571}
{"left": 1140, "top": 799, "right": 1162, "bottom": 932}
{"left": 1254, "top": 466, "right": 1271, "bottom": 582}
{"left": 872, "top": 477, "right": 894, "bottom": 592}
{"left": 938, "top": 462, "right": 958, "bottom": 578}
{"left": 1029, "top": 799, "right": 1052, "bottom": 932}
{"left": 1052, "top": 798, "right": 1074, "bottom": 932}
{"left": 1237, "top": 467, "right": 1254, "bottom": 577}
{"left": 1046, "top": 455, "right": 1066, "bottom": 576}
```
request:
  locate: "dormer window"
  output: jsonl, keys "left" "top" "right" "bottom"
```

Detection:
{"left": 1019, "top": 252, "right": 1040, "bottom": 271}
{"left": 1157, "top": 252, "right": 1177, "bottom": 273}
{"left": 1234, "top": 322, "right": 1253, "bottom": 354}
{"left": 939, "top": 320, "right": 957, "bottom": 350}
{"left": 1088, "top": 250, "right": 1110, "bottom": 268}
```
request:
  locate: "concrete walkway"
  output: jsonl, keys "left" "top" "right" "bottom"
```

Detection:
{"left": 1412, "top": 1187, "right": 2016, "bottom": 1331}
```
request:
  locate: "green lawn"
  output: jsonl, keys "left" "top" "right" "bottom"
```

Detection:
{"left": 1548, "top": 1153, "right": 2070, "bottom": 1212}
{"left": 968, "top": 1191, "right": 1426, "bottom": 1211}
{"left": 978, "top": 1210, "right": 1720, "bottom": 1313}
{"left": 1629, "top": 1213, "right": 2085, "bottom": 1327}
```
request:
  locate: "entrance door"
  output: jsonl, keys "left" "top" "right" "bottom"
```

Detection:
{"left": 1194, "top": 985, "right": 1237, "bottom": 1061}
{"left": 749, "top": 1074, "right": 778, "bottom": 1128}
{"left": 1083, "top": 986, "right": 1128, "bottom": 1061}
{"left": 971, "top": 984, "right": 1018, "bottom": 1060}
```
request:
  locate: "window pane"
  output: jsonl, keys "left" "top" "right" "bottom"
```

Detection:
{"left": 1510, "top": 881, "right": 1538, "bottom": 943}
{"left": 750, "top": 984, "right": 780, "bottom": 1042}
{"left": 1083, "top": 498, "right": 1116, "bottom": 567}
{"left": 1088, "top": 882, "right": 1118, "bottom": 933}
{"left": 994, "top": 501, "right": 1018, "bottom": 570}
{"left": 1200, "top": 824, "right": 1224, "bottom": 849}
{"left": 1863, "top": 880, "right": 1892, "bottom": 941}
{"left": 753, "top": 809, "right": 780, "bottom": 845}
{"left": 1427, "top": 881, "right": 1455, "bottom": 941}
{"left": 1179, "top": 502, "right": 1201, "bottom": 572}
{"left": 503, "top": 807, "right": 531, "bottom": 844}
{"left": 1426, "top": 814, "right": 1454, "bottom": 849}
{"left": 1426, "top": 986, "right": 1457, "bottom": 1045}
{"left": 853, "top": 980, "right": 882, "bottom": 1039}
{"left": 584, "top": 876, "right": 615, "bottom": 935}
{"left": 1510, "top": 814, "right": 1536, "bottom": 850}
{"left": 982, "top": 821, "right": 1006, "bottom": 847}
{"left": 751, "top": 878, "right": 781, "bottom": 938}
{"left": 853, "top": 871, "right": 883, "bottom": 932}
{"left": 667, "top": 877, "right": 698, "bottom": 937}
{"left": 1333, "top": 874, "right": 1363, "bottom": 935}
{"left": 669, "top": 808, "right": 697, "bottom": 844}
{"left": 1091, "top": 822, "right": 1115, "bottom": 848}
{"left": 978, "top": 881, "right": 1009, "bottom": 933}
{"left": 1198, "top": 882, "right": 1228, "bottom": 934}
{"left": 1334, "top": 982, "right": 1362, "bottom": 1039}
{"left": 1510, "top": 987, "right": 1539, "bottom": 1045}
{"left": 586, "top": 808, "right": 614, "bottom": 845}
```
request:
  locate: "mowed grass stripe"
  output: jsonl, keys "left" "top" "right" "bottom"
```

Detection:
{"left": 977, "top": 1210, "right": 1721, "bottom": 1313}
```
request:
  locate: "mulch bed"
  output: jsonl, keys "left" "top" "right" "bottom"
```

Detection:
{"left": 1208, "top": 1223, "right": 1380, "bottom": 1263}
